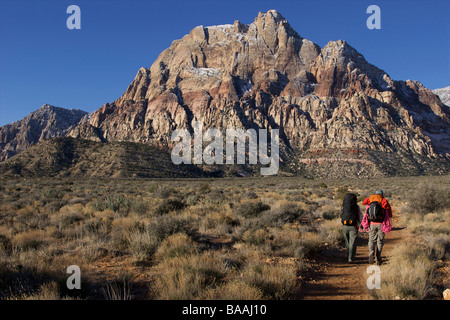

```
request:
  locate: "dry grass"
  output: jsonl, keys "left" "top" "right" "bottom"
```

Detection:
{"left": 0, "top": 175, "right": 448, "bottom": 300}
{"left": 371, "top": 244, "right": 435, "bottom": 300}
{"left": 199, "top": 280, "right": 265, "bottom": 300}
{"left": 153, "top": 251, "right": 227, "bottom": 299}
{"left": 372, "top": 193, "right": 449, "bottom": 300}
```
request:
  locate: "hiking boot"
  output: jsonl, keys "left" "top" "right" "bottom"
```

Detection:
{"left": 376, "top": 260, "right": 382, "bottom": 266}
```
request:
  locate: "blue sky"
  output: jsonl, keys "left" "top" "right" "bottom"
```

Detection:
{"left": 0, "top": 0, "right": 449, "bottom": 126}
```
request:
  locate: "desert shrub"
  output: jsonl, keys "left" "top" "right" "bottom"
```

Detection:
{"left": 126, "top": 229, "right": 158, "bottom": 262}
{"left": 204, "top": 189, "right": 228, "bottom": 204}
{"left": 322, "top": 209, "right": 340, "bottom": 220}
{"left": 146, "top": 215, "right": 197, "bottom": 242}
{"left": 41, "top": 187, "right": 63, "bottom": 199}
{"left": 0, "top": 234, "right": 12, "bottom": 255}
{"left": 372, "top": 244, "right": 435, "bottom": 300}
{"left": 102, "top": 272, "right": 132, "bottom": 300}
{"left": 91, "top": 195, "right": 131, "bottom": 214}
{"left": 240, "top": 262, "right": 297, "bottom": 300}
{"left": 244, "top": 191, "right": 259, "bottom": 199}
{"left": 242, "top": 228, "right": 269, "bottom": 246}
{"left": 198, "top": 183, "right": 211, "bottom": 194}
{"left": 293, "top": 232, "right": 323, "bottom": 259}
{"left": 318, "top": 219, "right": 344, "bottom": 244}
{"left": 20, "top": 281, "right": 61, "bottom": 300}
{"left": 422, "top": 234, "right": 450, "bottom": 261}
{"left": 236, "top": 203, "right": 302, "bottom": 240}
{"left": 15, "top": 209, "right": 50, "bottom": 232}
{"left": 185, "top": 194, "right": 201, "bottom": 206}
{"left": 76, "top": 238, "right": 109, "bottom": 262}
{"left": 236, "top": 201, "right": 270, "bottom": 218}
{"left": 334, "top": 186, "right": 349, "bottom": 201}
{"left": 154, "top": 198, "right": 186, "bottom": 215}
{"left": 407, "top": 184, "right": 449, "bottom": 214}
{"left": 12, "top": 230, "right": 47, "bottom": 251}
{"left": 153, "top": 185, "right": 176, "bottom": 198}
{"left": 199, "top": 280, "right": 264, "bottom": 300}
{"left": 60, "top": 211, "right": 84, "bottom": 228}
{"left": 403, "top": 210, "right": 450, "bottom": 236}
{"left": 261, "top": 203, "right": 303, "bottom": 227}
{"left": 44, "top": 199, "right": 68, "bottom": 213}
{"left": 155, "top": 233, "right": 198, "bottom": 260}
{"left": 153, "top": 252, "right": 227, "bottom": 299}
{"left": 130, "top": 197, "right": 150, "bottom": 215}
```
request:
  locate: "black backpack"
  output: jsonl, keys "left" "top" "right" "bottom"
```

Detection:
{"left": 341, "top": 193, "right": 358, "bottom": 226}
{"left": 368, "top": 201, "right": 385, "bottom": 223}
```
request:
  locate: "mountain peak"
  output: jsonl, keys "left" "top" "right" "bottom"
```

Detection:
{"left": 256, "top": 9, "right": 286, "bottom": 22}
{"left": 2, "top": 12, "right": 449, "bottom": 178}
{"left": 0, "top": 105, "right": 88, "bottom": 161}
{"left": 38, "top": 103, "right": 86, "bottom": 114}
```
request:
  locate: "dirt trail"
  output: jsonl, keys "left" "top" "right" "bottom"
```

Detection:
{"left": 298, "top": 212, "right": 408, "bottom": 300}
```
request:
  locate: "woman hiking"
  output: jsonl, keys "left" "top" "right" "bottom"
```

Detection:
{"left": 359, "top": 190, "right": 392, "bottom": 265}
{"left": 341, "top": 193, "right": 361, "bottom": 264}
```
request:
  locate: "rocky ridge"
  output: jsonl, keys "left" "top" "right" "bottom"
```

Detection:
{"left": 1, "top": 10, "right": 449, "bottom": 178}
{"left": 0, "top": 105, "right": 88, "bottom": 161}
{"left": 70, "top": 11, "right": 449, "bottom": 164}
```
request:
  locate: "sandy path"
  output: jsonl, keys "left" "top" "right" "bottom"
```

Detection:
{"left": 298, "top": 212, "right": 408, "bottom": 300}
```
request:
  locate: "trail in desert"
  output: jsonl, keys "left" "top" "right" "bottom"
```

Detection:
{"left": 298, "top": 211, "right": 408, "bottom": 300}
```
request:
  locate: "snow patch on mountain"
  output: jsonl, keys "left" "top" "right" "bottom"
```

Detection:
{"left": 433, "top": 86, "right": 450, "bottom": 106}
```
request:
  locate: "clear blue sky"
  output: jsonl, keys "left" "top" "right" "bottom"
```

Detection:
{"left": 0, "top": 0, "right": 449, "bottom": 126}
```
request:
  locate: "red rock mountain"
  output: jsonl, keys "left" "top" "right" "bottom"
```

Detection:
{"left": 2, "top": 10, "right": 449, "bottom": 177}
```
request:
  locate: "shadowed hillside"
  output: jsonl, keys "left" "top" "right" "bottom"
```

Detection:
{"left": 0, "top": 137, "right": 212, "bottom": 178}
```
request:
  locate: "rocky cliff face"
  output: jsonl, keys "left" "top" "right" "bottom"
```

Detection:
{"left": 3, "top": 10, "right": 448, "bottom": 178}
{"left": 0, "top": 104, "right": 88, "bottom": 161}
{"left": 68, "top": 10, "right": 449, "bottom": 175}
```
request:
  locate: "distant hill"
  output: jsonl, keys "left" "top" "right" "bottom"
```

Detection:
{"left": 0, "top": 104, "right": 88, "bottom": 161}
{"left": 0, "top": 137, "right": 213, "bottom": 178}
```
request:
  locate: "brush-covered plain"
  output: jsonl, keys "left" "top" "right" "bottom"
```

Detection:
{"left": 0, "top": 175, "right": 448, "bottom": 300}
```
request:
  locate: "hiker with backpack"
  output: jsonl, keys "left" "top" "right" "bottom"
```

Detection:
{"left": 341, "top": 193, "right": 361, "bottom": 264}
{"left": 359, "top": 190, "right": 392, "bottom": 265}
